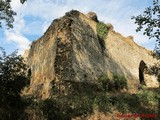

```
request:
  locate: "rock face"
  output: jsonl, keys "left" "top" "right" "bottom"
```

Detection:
{"left": 144, "top": 62, "right": 160, "bottom": 87}
{"left": 25, "top": 10, "right": 158, "bottom": 99}
{"left": 87, "top": 12, "right": 99, "bottom": 22}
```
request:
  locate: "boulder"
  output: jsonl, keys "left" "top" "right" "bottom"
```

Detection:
{"left": 87, "top": 12, "right": 99, "bottom": 22}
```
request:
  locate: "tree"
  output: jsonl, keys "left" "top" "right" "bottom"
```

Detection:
{"left": 0, "top": 0, "right": 27, "bottom": 28}
{"left": 0, "top": 47, "right": 30, "bottom": 107}
{"left": 131, "top": 0, "right": 160, "bottom": 55}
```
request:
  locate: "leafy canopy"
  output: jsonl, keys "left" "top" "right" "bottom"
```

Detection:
{"left": 132, "top": 0, "right": 160, "bottom": 41}
{"left": 0, "top": 47, "right": 30, "bottom": 106}
{"left": 0, "top": 0, "right": 27, "bottom": 28}
{"left": 132, "top": 0, "right": 160, "bottom": 56}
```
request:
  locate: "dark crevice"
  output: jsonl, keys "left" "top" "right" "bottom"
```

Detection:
{"left": 139, "top": 60, "right": 147, "bottom": 85}
{"left": 97, "top": 36, "right": 106, "bottom": 54}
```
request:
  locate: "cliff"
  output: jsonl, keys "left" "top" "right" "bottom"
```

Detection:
{"left": 25, "top": 10, "right": 158, "bottom": 99}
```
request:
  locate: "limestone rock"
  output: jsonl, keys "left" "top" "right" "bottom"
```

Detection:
{"left": 144, "top": 62, "right": 160, "bottom": 87}
{"left": 87, "top": 12, "right": 99, "bottom": 22}
{"left": 25, "top": 10, "right": 158, "bottom": 99}
{"left": 106, "top": 23, "right": 113, "bottom": 30}
{"left": 144, "top": 74, "right": 159, "bottom": 87}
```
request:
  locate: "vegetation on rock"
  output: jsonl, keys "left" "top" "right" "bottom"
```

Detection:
{"left": 96, "top": 21, "right": 113, "bottom": 52}
{"left": 98, "top": 74, "right": 128, "bottom": 91}
{"left": 97, "top": 21, "right": 108, "bottom": 40}
{"left": 96, "top": 21, "right": 109, "bottom": 51}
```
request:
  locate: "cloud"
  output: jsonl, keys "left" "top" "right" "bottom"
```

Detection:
{"left": 5, "top": 31, "right": 31, "bottom": 54}
{"left": 3, "top": 12, "right": 31, "bottom": 54}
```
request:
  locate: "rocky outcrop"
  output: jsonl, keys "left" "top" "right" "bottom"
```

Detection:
{"left": 87, "top": 12, "right": 99, "bottom": 22}
{"left": 25, "top": 10, "right": 158, "bottom": 99}
{"left": 144, "top": 62, "right": 160, "bottom": 87}
{"left": 104, "top": 32, "right": 158, "bottom": 90}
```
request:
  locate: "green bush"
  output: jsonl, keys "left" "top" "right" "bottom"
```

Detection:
{"left": 98, "top": 74, "right": 114, "bottom": 91}
{"left": 0, "top": 48, "right": 30, "bottom": 120}
{"left": 97, "top": 21, "right": 108, "bottom": 40}
{"left": 96, "top": 21, "right": 109, "bottom": 51}
{"left": 0, "top": 48, "right": 30, "bottom": 101}
{"left": 113, "top": 74, "right": 128, "bottom": 91}
{"left": 93, "top": 93, "right": 112, "bottom": 112}
{"left": 136, "top": 90, "right": 159, "bottom": 106}
{"left": 117, "top": 98, "right": 129, "bottom": 113}
{"left": 41, "top": 92, "right": 112, "bottom": 119}
{"left": 98, "top": 74, "right": 127, "bottom": 91}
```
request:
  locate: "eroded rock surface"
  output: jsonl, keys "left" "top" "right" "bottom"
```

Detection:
{"left": 144, "top": 62, "right": 160, "bottom": 87}
{"left": 25, "top": 10, "right": 158, "bottom": 99}
{"left": 87, "top": 11, "right": 99, "bottom": 22}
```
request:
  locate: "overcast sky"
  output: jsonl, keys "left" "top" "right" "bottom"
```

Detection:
{"left": 0, "top": 0, "right": 156, "bottom": 54}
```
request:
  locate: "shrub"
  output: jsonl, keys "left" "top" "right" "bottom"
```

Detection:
{"left": 96, "top": 21, "right": 108, "bottom": 51}
{"left": 98, "top": 74, "right": 114, "bottom": 91}
{"left": 136, "top": 90, "right": 159, "bottom": 106}
{"left": 113, "top": 74, "right": 128, "bottom": 91}
{"left": 94, "top": 93, "right": 112, "bottom": 112}
{"left": 0, "top": 48, "right": 30, "bottom": 119}
{"left": 98, "top": 74, "right": 127, "bottom": 91}
{"left": 97, "top": 21, "right": 108, "bottom": 40}
{"left": 117, "top": 98, "right": 129, "bottom": 113}
{"left": 22, "top": 101, "right": 45, "bottom": 120}
{"left": 0, "top": 48, "right": 30, "bottom": 100}
{"left": 19, "top": 84, "right": 159, "bottom": 119}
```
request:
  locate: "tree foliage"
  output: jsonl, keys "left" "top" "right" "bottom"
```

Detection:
{"left": 0, "top": 48, "right": 30, "bottom": 106}
{"left": 132, "top": 0, "right": 160, "bottom": 55}
{"left": 132, "top": 0, "right": 160, "bottom": 41}
{"left": 0, "top": 0, "right": 27, "bottom": 28}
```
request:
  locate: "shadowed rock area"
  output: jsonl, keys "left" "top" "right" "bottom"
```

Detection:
{"left": 24, "top": 10, "right": 159, "bottom": 99}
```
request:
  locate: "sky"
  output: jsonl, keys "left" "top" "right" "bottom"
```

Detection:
{"left": 0, "top": 0, "right": 156, "bottom": 54}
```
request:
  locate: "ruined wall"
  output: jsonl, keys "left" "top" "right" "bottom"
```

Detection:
{"left": 26, "top": 19, "right": 59, "bottom": 98}
{"left": 26, "top": 10, "right": 159, "bottom": 99}
{"left": 54, "top": 16, "right": 75, "bottom": 82}
{"left": 104, "top": 30, "right": 158, "bottom": 87}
